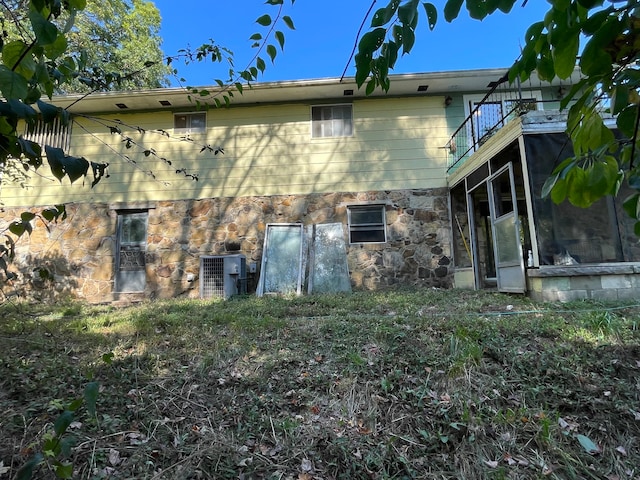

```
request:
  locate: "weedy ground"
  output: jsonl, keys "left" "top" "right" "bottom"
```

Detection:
{"left": 0, "top": 288, "right": 639, "bottom": 479}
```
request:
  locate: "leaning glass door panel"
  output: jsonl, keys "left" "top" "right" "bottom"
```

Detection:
{"left": 257, "top": 224, "right": 304, "bottom": 296}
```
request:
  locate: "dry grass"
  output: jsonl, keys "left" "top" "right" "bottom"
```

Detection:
{"left": 1, "top": 288, "right": 639, "bottom": 479}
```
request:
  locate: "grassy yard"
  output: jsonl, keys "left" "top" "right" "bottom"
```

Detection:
{"left": 0, "top": 288, "right": 639, "bottom": 479}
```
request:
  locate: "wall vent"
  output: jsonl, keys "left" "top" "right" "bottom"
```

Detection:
{"left": 200, "top": 254, "right": 247, "bottom": 299}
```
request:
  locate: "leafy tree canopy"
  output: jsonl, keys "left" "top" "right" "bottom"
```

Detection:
{"left": 356, "top": 0, "right": 640, "bottom": 232}
{"left": 1, "top": 0, "right": 170, "bottom": 92}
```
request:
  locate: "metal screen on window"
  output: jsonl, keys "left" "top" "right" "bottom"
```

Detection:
{"left": 200, "top": 256, "right": 225, "bottom": 298}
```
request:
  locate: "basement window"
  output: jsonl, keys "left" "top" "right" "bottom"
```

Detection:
{"left": 311, "top": 104, "right": 353, "bottom": 138}
{"left": 174, "top": 112, "right": 206, "bottom": 134}
{"left": 348, "top": 205, "right": 386, "bottom": 244}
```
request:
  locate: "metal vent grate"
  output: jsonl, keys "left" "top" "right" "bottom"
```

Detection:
{"left": 200, "top": 255, "right": 247, "bottom": 299}
{"left": 200, "top": 256, "right": 225, "bottom": 299}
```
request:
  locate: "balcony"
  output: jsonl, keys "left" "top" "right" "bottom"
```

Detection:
{"left": 445, "top": 71, "right": 579, "bottom": 174}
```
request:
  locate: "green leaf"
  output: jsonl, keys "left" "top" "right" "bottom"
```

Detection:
{"left": 387, "top": 40, "right": 400, "bottom": 68}
{"left": 256, "top": 57, "right": 266, "bottom": 73}
{"left": 54, "top": 461, "right": 73, "bottom": 479}
{"left": 616, "top": 105, "right": 639, "bottom": 138}
{"left": 610, "top": 85, "right": 629, "bottom": 116}
{"left": 67, "top": 0, "right": 87, "bottom": 9}
{"left": 67, "top": 398, "right": 83, "bottom": 412}
{"left": 3, "top": 40, "right": 36, "bottom": 79}
{"left": 580, "top": 37, "right": 613, "bottom": 77}
{"left": 16, "top": 453, "right": 44, "bottom": 480}
{"left": 466, "top": 0, "right": 487, "bottom": 20}
{"left": 623, "top": 194, "right": 640, "bottom": 219}
{"left": 398, "top": 0, "right": 419, "bottom": 26}
{"left": 282, "top": 15, "right": 295, "bottom": 30}
{"left": 255, "top": 14, "right": 272, "bottom": 27}
{"left": 355, "top": 52, "right": 372, "bottom": 87}
{"left": 29, "top": 10, "right": 59, "bottom": 45}
{"left": 423, "top": 3, "right": 437, "bottom": 30}
{"left": 536, "top": 55, "right": 555, "bottom": 82}
{"left": 358, "top": 28, "right": 386, "bottom": 55}
{"left": 401, "top": 25, "right": 416, "bottom": 54}
{"left": 9, "top": 98, "right": 38, "bottom": 120}
{"left": 266, "top": 44, "right": 277, "bottom": 63}
{"left": 371, "top": 7, "right": 394, "bottom": 27}
{"left": 275, "top": 31, "right": 285, "bottom": 50}
{"left": 21, "top": 212, "right": 36, "bottom": 222}
{"left": 37, "top": 100, "right": 62, "bottom": 123}
{"left": 9, "top": 221, "right": 26, "bottom": 237}
{"left": 249, "top": 33, "right": 262, "bottom": 41}
{"left": 54, "top": 410, "right": 74, "bottom": 436}
{"left": 541, "top": 172, "right": 560, "bottom": 198}
{"left": 577, "top": 0, "right": 604, "bottom": 7}
{"left": 0, "top": 66, "right": 29, "bottom": 100}
{"left": 550, "top": 177, "right": 568, "bottom": 204}
{"left": 366, "top": 78, "right": 377, "bottom": 96}
{"left": 444, "top": 0, "right": 464, "bottom": 22}
{"left": 552, "top": 30, "right": 579, "bottom": 79}
{"left": 84, "top": 381, "right": 99, "bottom": 418}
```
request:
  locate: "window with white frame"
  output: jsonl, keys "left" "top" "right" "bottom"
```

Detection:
{"left": 348, "top": 205, "right": 386, "bottom": 244}
{"left": 311, "top": 104, "right": 353, "bottom": 138}
{"left": 23, "top": 117, "right": 72, "bottom": 151}
{"left": 174, "top": 112, "right": 206, "bottom": 133}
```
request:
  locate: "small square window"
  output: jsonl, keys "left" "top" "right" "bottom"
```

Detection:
{"left": 312, "top": 105, "right": 353, "bottom": 138}
{"left": 174, "top": 112, "right": 206, "bottom": 133}
{"left": 348, "top": 205, "right": 386, "bottom": 244}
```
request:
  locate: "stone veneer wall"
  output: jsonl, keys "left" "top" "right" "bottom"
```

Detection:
{"left": 0, "top": 189, "right": 452, "bottom": 303}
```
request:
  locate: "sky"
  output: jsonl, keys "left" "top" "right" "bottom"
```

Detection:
{"left": 151, "top": 1, "right": 551, "bottom": 87}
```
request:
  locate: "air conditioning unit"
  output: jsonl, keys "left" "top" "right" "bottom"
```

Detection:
{"left": 200, "top": 254, "right": 247, "bottom": 299}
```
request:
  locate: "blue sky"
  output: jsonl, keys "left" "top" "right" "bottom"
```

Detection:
{"left": 152, "top": 1, "right": 551, "bottom": 87}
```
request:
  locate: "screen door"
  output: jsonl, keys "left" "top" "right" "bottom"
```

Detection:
{"left": 488, "top": 164, "right": 525, "bottom": 293}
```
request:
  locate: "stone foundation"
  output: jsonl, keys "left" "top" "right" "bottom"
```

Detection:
{"left": 0, "top": 189, "right": 453, "bottom": 303}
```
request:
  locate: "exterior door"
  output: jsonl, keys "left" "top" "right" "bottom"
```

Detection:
{"left": 488, "top": 164, "right": 526, "bottom": 293}
{"left": 115, "top": 211, "right": 148, "bottom": 292}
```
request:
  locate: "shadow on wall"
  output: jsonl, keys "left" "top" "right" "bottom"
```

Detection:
{"left": 2, "top": 253, "right": 79, "bottom": 302}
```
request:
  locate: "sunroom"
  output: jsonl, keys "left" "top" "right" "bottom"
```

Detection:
{"left": 447, "top": 75, "right": 640, "bottom": 302}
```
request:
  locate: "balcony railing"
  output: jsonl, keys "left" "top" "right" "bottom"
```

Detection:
{"left": 445, "top": 71, "right": 568, "bottom": 174}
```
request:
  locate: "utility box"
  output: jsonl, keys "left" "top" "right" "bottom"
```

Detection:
{"left": 200, "top": 255, "right": 247, "bottom": 299}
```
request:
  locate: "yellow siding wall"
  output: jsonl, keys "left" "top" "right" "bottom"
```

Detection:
{"left": 2, "top": 96, "right": 449, "bottom": 207}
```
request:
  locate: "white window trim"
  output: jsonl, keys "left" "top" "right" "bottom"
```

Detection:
{"left": 310, "top": 104, "right": 354, "bottom": 139}
{"left": 173, "top": 112, "right": 207, "bottom": 134}
{"left": 347, "top": 204, "right": 387, "bottom": 244}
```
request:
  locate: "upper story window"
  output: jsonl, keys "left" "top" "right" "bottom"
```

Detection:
{"left": 348, "top": 205, "right": 386, "bottom": 244}
{"left": 174, "top": 112, "right": 206, "bottom": 134}
{"left": 311, "top": 104, "right": 353, "bottom": 138}
{"left": 23, "top": 117, "right": 71, "bottom": 152}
